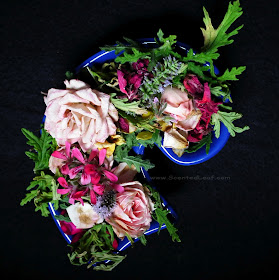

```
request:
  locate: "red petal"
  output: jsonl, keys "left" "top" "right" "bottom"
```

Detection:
{"left": 90, "top": 189, "right": 97, "bottom": 204}
{"left": 117, "top": 69, "right": 128, "bottom": 94}
{"left": 99, "top": 149, "right": 107, "bottom": 165}
{"left": 68, "top": 165, "right": 84, "bottom": 179}
{"left": 51, "top": 151, "right": 67, "bottom": 160}
{"left": 103, "top": 170, "right": 118, "bottom": 182}
{"left": 91, "top": 172, "right": 101, "bottom": 184}
{"left": 61, "top": 164, "right": 69, "bottom": 175}
{"left": 93, "top": 184, "right": 105, "bottom": 195}
{"left": 57, "top": 189, "right": 70, "bottom": 195}
{"left": 57, "top": 177, "right": 68, "bottom": 188}
{"left": 71, "top": 148, "right": 85, "bottom": 164}
{"left": 88, "top": 149, "right": 98, "bottom": 162}
{"left": 84, "top": 164, "right": 97, "bottom": 175}
{"left": 113, "top": 184, "right": 125, "bottom": 193}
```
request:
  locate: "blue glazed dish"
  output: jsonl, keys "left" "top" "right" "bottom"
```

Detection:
{"left": 75, "top": 38, "right": 230, "bottom": 166}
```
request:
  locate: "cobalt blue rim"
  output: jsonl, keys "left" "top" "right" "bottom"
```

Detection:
{"left": 75, "top": 38, "right": 230, "bottom": 166}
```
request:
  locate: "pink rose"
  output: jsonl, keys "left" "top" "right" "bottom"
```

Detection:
{"left": 44, "top": 79, "right": 118, "bottom": 152}
{"left": 161, "top": 86, "right": 201, "bottom": 131}
{"left": 105, "top": 181, "right": 153, "bottom": 239}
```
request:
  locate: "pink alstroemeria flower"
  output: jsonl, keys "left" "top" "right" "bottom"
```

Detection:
{"left": 57, "top": 177, "right": 86, "bottom": 205}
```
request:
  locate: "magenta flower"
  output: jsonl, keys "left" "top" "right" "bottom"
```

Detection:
{"left": 188, "top": 83, "right": 221, "bottom": 142}
{"left": 117, "top": 59, "right": 151, "bottom": 101}
{"left": 183, "top": 74, "right": 204, "bottom": 98}
{"left": 54, "top": 144, "right": 124, "bottom": 205}
{"left": 57, "top": 177, "right": 86, "bottom": 205}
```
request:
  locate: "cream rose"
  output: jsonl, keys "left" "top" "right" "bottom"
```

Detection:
{"left": 66, "top": 202, "right": 103, "bottom": 229}
{"left": 44, "top": 79, "right": 118, "bottom": 152}
{"left": 105, "top": 181, "right": 153, "bottom": 239}
{"left": 161, "top": 86, "right": 201, "bottom": 131}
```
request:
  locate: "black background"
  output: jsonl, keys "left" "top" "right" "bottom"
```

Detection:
{"left": 1, "top": 0, "right": 279, "bottom": 279}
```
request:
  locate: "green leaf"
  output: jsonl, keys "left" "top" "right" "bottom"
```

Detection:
{"left": 185, "top": 133, "right": 212, "bottom": 155}
{"left": 20, "top": 171, "right": 58, "bottom": 217}
{"left": 115, "top": 48, "right": 150, "bottom": 64}
{"left": 211, "top": 110, "right": 250, "bottom": 138}
{"left": 201, "top": 0, "right": 243, "bottom": 56}
{"left": 115, "top": 154, "right": 155, "bottom": 172}
{"left": 155, "top": 29, "right": 177, "bottom": 58}
{"left": 54, "top": 215, "right": 71, "bottom": 222}
{"left": 110, "top": 93, "right": 148, "bottom": 115}
{"left": 138, "top": 235, "right": 147, "bottom": 246}
{"left": 21, "top": 128, "right": 57, "bottom": 173}
{"left": 153, "top": 208, "right": 181, "bottom": 242}
{"left": 217, "top": 66, "right": 246, "bottom": 82}
{"left": 146, "top": 185, "right": 180, "bottom": 242}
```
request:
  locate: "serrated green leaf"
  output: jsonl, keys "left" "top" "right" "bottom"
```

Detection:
{"left": 212, "top": 110, "right": 250, "bottom": 138}
{"left": 115, "top": 48, "right": 149, "bottom": 64}
{"left": 201, "top": 0, "right": 243, "bottom": 55}
{"left": 217, "top": 66, "right": 246, "bottom": 82}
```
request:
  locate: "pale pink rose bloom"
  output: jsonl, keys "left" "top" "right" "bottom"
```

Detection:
{"left": 161, "top": 87, "right": 201, "bottom": 131}
{"left": 106, "top": 181, "right": 153, "bottom": 239}
{"left": 44, "top": 79, "right": 118, "bottom": 152}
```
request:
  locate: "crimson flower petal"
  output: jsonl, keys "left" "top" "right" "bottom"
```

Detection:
{"left": 117, "top": 69, "right": 128, "bottom": 94}
{"left": 71, "top": 148, "right": 85, "bottom": 164}
{"left": 84, "top": 164, "right": 97, "bottom": 175}
{"left": 90, "top": 189, "right": 97, "bottom": 204}
{"left": 68, "top": 165, "right": 84, "bottom": 179}
{"left": 61, "top": 164, "right": 69, "bottom": 175}
{"left": 57, "top": 177, "right": 68, "bottom": 188}
{"left": 88, "top": 149, "right": 98, "bottom": 162}
{"left": 103, "top": 170, "right": 118, "bottom": 182}
{"left": 57, "top": 189, "right": 70, "bottom": 195}
{"left": 99, "top": 149, "right": 107, "bottom": 165}
{"left": 93, "top": 184, "right": 105, "bottom": 195}
{"left": 113, "top": 184, "right": 125, "bottom": 193}
{"left": 51, "top": 151, "right": 67, "bottom": 160}
{"left": 91, "top": 172, "right": 101, "bottom": 184}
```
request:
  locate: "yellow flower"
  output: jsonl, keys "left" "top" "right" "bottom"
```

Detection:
{"left": 94, "top": 141, "right": 116, "bottom": 157}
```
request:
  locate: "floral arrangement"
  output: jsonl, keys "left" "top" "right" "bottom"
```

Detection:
{"left": 21, "top": 1, "right": 248, "bottom": 271}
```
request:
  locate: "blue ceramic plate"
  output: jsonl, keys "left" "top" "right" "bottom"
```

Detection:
{"left": 75, "top": 38, "right": 230, "bottom": 166}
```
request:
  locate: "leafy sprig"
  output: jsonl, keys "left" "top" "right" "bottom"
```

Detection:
{"left": 22, "top": 128, "right": 57, "bottom": 174}
{"left": 146, "top": 185, "right": 181, "bottom": 242}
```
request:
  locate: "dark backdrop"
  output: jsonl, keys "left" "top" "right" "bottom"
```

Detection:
{"left": 1, "top": 0, "right": 279, "bottom": 279}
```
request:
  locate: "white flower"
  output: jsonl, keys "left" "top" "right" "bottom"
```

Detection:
{"left": 66, "top": 202, "right": 103, "bottom": 229}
